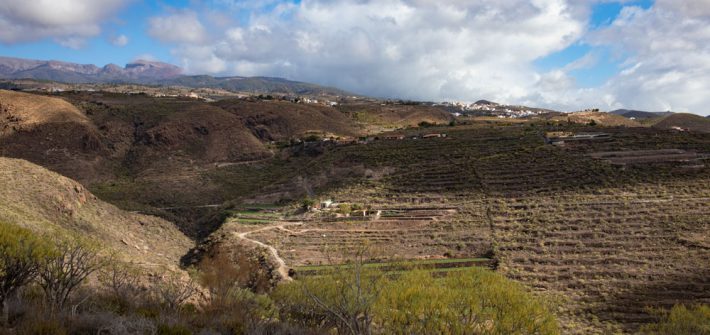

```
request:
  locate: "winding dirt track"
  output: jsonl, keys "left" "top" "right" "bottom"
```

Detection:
{"left": 234, "top": 222, "right": 303, "bottom": 281}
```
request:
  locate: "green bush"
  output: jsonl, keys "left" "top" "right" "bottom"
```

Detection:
{"left": 641, "top": 304, "right": 710, "bottom": 335}
{"left": 273, "top": 258, "right": 559, "bottom": 335}
{"left": 337, "top": 203, "right": 352, "bottom": 214}
{"left": 301, "top": 198, "right": 315, "bottom": 210}
{"left": 377, "top": 268, "right": 559, "bottom": 335}
{"left": 0, "top": 222, "right": 54, "bottom": 319}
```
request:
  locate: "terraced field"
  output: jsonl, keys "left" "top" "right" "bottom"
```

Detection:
{"left": 222, "top": 123, "right": 710, "bottom": 334}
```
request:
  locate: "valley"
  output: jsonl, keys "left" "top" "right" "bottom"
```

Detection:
{"left": 1, "top": 88, "right": 709, "bottom": 334}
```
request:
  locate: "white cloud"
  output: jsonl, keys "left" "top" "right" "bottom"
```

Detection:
{"left": 151, "top": 0, "right": 710, "bottom": 115}
{"left": 133, "top": 54, "right": 158, "bottom": 62}
{"left": 166, "top": 0, "right": 587, "bottom": 104}
{"left": 585, "top": 2, "right": 710, "bottom": 115}
{"left": 148, "top": 11, "right": 209, "bottom": 44}
{"left": 55, "top": 36, "right": 87, "bottom": 49}
{"left": 0, "top": 0, "right": 129, "bottom": 45}
{"left": 111, "top": 34, "right": 129, "bottom": 47}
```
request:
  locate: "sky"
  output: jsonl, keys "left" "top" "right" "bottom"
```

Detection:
{"left": 0, "top": 0, "right": 709, "bottom": 115}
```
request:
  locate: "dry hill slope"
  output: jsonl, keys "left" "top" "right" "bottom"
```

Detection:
{"left": 338, "top": 103, "right": 454, "bottom": 129}
{"left": 551, "top": 111, "right": 642, "bottom": 127}
{"left": 0, "top": 157, "right": 192, "bottom": 271}
{"left": 213, "top": 99, "right": 363, "bottom": 141}
{"left": 0, "top": 90, "right": 108, "bottom": 181}
{"left": 652, "top": 113, "right": 710, "bottom": 133}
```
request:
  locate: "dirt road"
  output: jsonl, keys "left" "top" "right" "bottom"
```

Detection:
{"left": 235, "top": 222, "right": 303, "bottom": 282}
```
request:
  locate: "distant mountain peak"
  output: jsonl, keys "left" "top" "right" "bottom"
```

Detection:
{"left": 0, "top": 56, "right": 182, "bottom": 82}
{"left": 0, "top": 56, "right": 353, "bottom": 97}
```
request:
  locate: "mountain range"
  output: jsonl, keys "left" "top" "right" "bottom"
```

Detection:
{"left": 0, "top": 56, "right": 351, "bottom": 96}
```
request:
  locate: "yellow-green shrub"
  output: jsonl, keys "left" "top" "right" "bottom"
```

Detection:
{"left": 0, "top": 222, "right": 54, "bottom": 308}
{"left": 377, "top": 268, "right": 559, "bottom": 335}
{"left": 641, "top": 304, "right": 710, "bottom": 335}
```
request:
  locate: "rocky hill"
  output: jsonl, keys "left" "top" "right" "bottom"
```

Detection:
{"left": 0, "top": 56, "right": 181, "bottom": 82}
{"left": 0, "top": 157, "right": 192, "bottom": 270}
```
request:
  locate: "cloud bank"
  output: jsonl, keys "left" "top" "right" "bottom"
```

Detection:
{"left": 165, "top": 1, "right": 585, "bottom": 104}
{"left": 0, "top": 0, "right": 130, "bottom": 46}
{"left": 1, "top": 0, "right": 709, "bottom": 115}
{"left": 587, "top": 0, "right": 710, "bottom": 114}
{"left": 151, "top": 0, "right": 709, "bottom": 115}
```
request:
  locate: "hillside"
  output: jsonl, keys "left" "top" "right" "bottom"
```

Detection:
{"left": 208, "top": 123, "right": 710, "bottom": 334}
{"left": 652, "top": 113, "right": 710, "bottom": 133}
{"left": 213, "top": 99, "right": 362, "bottom": 141}
{"left": 0, "top": 157, "right": 192, "bottom": 270}
{"left": 2, "top": 90, "right": 710, "bottom": 333}
{"left": 0, "top": 90, "right": 109, "bottom": 181}
{"left": 610, "top": 109, "right": 673, "bottom": 120}
{"left": 338, "top": 102, "right": 453, "bottom": 129}
{"left": 551, "top": 111, "right": 642, "bottom": 127}
{"left": 0, "top": 90, "right": 272, "bottom": 182}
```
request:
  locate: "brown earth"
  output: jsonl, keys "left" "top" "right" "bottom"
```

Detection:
{"left": 0, "top": 90, "right": 109, "bottom": 181}
{"left": 652, "top": 113, "right": 710, "bottom": 133}
{"left": 338, "top": 102, "right": 454, "bottom": 130}
{"left": 213, "top": 99, "right": 363, "bottom": 141}
{"left": 551, "top": 111, "right": 642, "bottom": 127}
{"left": 0, "top": 157, "right": 193, "bottom": 272}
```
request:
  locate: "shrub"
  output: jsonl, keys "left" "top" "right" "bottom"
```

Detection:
{"left": 37, "top": 235, "right": 106, "bottom": 312}
{"left": 275, "top": 258, "right": 559, "bottom": 335}
{"left": 97, "top": 261, "right": 143, "bottom": 313}
{"left": 152, "top": 271, "right": 199, "bottom": 311}
{"left": 640, "top": 304, "right": 710, "bottom": 335}
{"left": 337, "top": 203, "right": 352, "bottom": 215}
{"left": 273, "top": 248, "right": 385, "bottom": 335}
{"left": 301, "top": 198, "right": 315, "bottom": 211}
{"left": 0, "top": 222, "right": 54, "bottom": 324}
{"left": 376, "top": 268, "right": 559, "bottom": 335}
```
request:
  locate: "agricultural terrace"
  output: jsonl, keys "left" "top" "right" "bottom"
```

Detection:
{"left": 224, "top": 122, "right": 710, "bottom": 334}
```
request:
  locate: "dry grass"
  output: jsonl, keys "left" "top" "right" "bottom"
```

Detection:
{"left": 0, "top": 157, "right": 193, "bottom": 272}
{"left": 0, "top": 89, "right": 91, "bottom": 133}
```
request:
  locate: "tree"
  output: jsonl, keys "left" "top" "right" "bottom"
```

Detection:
{"left": 153, "top": 270, "right": 199, "bottom": 311}
{"left": 199, "top": 252, "right": 243, "bottom": 309}
{"left": 640, "top": 304, "right": 710, "bottom": 335}
{"left": 0, "top": 222, "right": 53, "bottom": 324}
{"left": 37, "top": 236, "right": 106, "bottom": 312}
{"left": 197, "top": 252, "right": 277, "bottom": 333}
{"left": 98, "top": 260, "right": 143, "bottom": 311}
{"left": 301, "top": 198, "right": 316, "bottom": 211}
